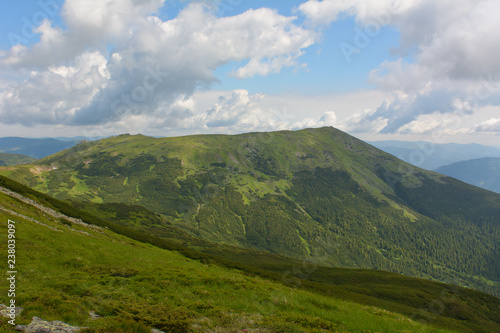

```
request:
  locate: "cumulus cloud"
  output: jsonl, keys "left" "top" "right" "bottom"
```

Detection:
{"left": 0, "top": 1, "right": 315, "bottom": 127}
{"left": 3, "top": 0, "right": 165, "bottom": 69}
{"left": 299, "top": 0, "right": 500, "bottom": 135}
{"left": 111, "top": 89, "right": 291, "bottom": 134}
{"left": 0, "top": 51, "right": 109, "bottom": 125}
{"left": 291, "top": 111, "right": 337, "bottom": 130}
{"left": 473, "top": 118, "right": 500, "bottom": 133}
{"left": 3, "top": 0, "right": 500, "bottom": 139}
{"left": 338, "top": 109, "right": 387, "bottom": 133}
{"left": 105, "top": 90, "right": 343, "bottom": 135}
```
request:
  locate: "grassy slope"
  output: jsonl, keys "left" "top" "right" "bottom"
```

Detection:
{"left": 73, "top": 201, "right": 500, "bottom": 333}
{"left": 0, "top": 182, "right": 456, "bottom": 333}
{"left": 0, "top": 175, "right": 499, "bottom": 332}
{"left": 0, "top": 153, "right": 35, "bottom": 167}
{"left": 1, "top": 127, "right": 499, "bottom": 298}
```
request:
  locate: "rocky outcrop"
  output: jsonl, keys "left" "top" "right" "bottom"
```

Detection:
{"left": 14, "top": 316, "right": 86, "bottom": 333}
{"left": 0, "top": 304, "right": 23, "bottom": 317}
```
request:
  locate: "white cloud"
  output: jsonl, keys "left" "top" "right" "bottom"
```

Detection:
{"left": 299, "top": 0, "right": 500, "bottom": 135}
{"left": 0, "top": 51, "right": 109, "bottom": 125}
{"left": 339, "top": 109, "right": 388, "bottom": 133}
{"left": 231, "top": 53, "right": 305, "bottom": 79}
{"left": 473, "top": 118, "right": 500, "bottom": 133}
{"left": 104, "top": 90, "right": 342, "bottom": 135}
{"left": 299, "top": 0, "right": 423, "bottom": 26}
{"left": 0, "top": 2, "right": 315, "bottom": 127}
{"left": 2, "top": 0, "right": 165, "bottom": 68}
{"left": 396, "top": 112, "right": 465, "bottom": 135}
{"left": 3, "top": 0, "right": 500, "bottom": 143}
{"left": 291, "top": 111, "right": 337, "bottom": 130}
{"left": 151, "top": 89, "right": 289, "bottom": 133}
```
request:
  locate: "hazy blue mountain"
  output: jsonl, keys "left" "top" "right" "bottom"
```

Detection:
{"left": 0, "top": 137, "right": 80, "bottom": 159}
{"left": 49, "top": 136, "right": 104, "bottom": 142}
{"left": 370, "top": 140, "right": 500, "bottom": 170}
{"left": 435, "top": 157, "right": 500, "bottom": 193}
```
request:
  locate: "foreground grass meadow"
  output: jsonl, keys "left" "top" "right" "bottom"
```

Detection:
{"left": 0, "top": 190, "right": 451, "bottom": 333}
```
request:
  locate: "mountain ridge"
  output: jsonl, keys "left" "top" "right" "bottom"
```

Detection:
{"left": 435, "top": 157, "right": 500, "bottom": 194}
{"left": 1, "top": 126, "right": 499, "bottom": 297}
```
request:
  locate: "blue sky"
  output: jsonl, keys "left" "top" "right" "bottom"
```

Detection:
{"left": 0, "top": 0, "right": 499, "bottom": 145}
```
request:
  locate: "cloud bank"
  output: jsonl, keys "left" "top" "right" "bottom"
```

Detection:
{"left": 0, "top": 0, "right": 315, "bottom": 128}
{"left": 300, "top": 0, "right": 500, "bottom": 135}
{"left": 1, "top": 0, "right": 500, "bottom": 140}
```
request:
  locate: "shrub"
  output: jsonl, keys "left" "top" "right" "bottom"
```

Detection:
{"left": 269, "top": 322, "right": 306, "bottom": 333}
{"left": 81, "top": 317, "right": 151, "bottom": 333}
{"left": 60, "top": 218, "right": 73, "bottom": 227}
{"left": 98, "top": 300, "right": 193, "bottom": 333}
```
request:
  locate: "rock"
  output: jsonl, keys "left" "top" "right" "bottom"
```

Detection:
{"left": 151, "top": 329, "right": 165, "bottom": 333}
{"left": 88, "top": 310, "right": 100, "bottom": 320}
{"left": 14, "top": 316, "right": 87, "bottom": 333}
{"left": 0, "top": 304, "right": 23, "bottom": 317}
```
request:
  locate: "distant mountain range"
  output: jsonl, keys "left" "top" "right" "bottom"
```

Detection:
{"left": 0, "top": 137, "right": 81, "bottom": 159}
{"left": 370, "top": 140, "right": 500, "bottom": 170}
{"left": 435, "top": 157, "right": 500, "bottom": 194}
{"left": 2, "top": 127, "right": 499, "bottom": 298}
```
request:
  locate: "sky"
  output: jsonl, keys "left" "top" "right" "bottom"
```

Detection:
{"left": 0, "top": 0, "right": 499, "bottom": 145}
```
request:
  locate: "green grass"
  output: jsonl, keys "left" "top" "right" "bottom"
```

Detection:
{"left": 0, "top": 175, "right": 499, "bottom": 332}
{"left": 0, "top": 191, "right": 453, "bottom": 333}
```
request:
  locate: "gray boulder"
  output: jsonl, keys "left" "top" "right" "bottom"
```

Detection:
{"left": 15, "top": 316, "right": 86, "bottom": 333}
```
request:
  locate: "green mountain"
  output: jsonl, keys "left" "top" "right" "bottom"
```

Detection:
{"left": 1, "top": 174, "right": 500, "bottom": 332}
{"left": 0, "top": 153, "right": 35, "bottom": 166}
{"left": 435, "top": 157, "right": 500, "bottom": 194}
{"left": 1, "top": 127, "right": 500, "bottom": 298}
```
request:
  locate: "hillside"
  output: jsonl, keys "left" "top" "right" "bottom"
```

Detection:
{"left": 435, "top": 157, "right": 500, "bottom": 194}
{"left": 1, "top": 175, "right": 500, "bottom": 332}
{"left": 1, "top": 127, "right": 500, "bottom": 298}
{"left": 0, "top": 153, "right": 35, "bottom": 166}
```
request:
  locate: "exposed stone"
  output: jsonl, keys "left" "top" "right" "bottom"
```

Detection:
{"left": 88, "top": 310, "right": 100, "bottom": 320}
{"left": 14, "top": 316, "right": 86, "bottom": 333}
{"left": 0, "top": 304, "right": 23, "bottom": 317}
